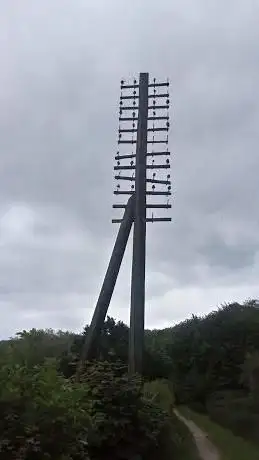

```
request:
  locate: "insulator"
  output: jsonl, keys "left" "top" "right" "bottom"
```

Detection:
{"left": 114, "top": 76, "right": 172, "bottom": 223}
{"left": 166, "top": 158, "right": 170, "bottom": 164}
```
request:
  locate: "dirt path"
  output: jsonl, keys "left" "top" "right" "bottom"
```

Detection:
{"left": 174, "top": 409, "right": 221, "bottom": 460}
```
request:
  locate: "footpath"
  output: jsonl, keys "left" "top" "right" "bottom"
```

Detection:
{"left": 174, "top": 409, "right": 221, "bottom": 460}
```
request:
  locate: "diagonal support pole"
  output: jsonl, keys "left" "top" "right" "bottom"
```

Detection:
{"left": 76, "top": 194, "right": 135, "bottom": 380}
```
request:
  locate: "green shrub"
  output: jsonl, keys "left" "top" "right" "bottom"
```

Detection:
{"left": 80, "top": 362, "right": 167, "bottom": 460}
{"left": 0, "top": 360, "right": 168, "bottom": 460}
{"left": 206, "top": 390, "right": 259, "bottom": 446}
{"left": 0, "top": 359, "right": 91, "bottom": 459}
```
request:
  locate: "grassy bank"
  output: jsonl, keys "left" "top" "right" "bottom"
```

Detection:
{"left": 180, "top": 407, "right": 259, "bottom": 460}
{"left": 144, "top": 381, "right": 200, "bottom": 460}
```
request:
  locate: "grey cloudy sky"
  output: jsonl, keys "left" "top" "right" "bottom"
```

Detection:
{"left": 0, "top": 0, "right": 259, "bottom": 338}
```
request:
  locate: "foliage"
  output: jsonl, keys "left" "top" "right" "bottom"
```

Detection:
{"left": 166, "top": 301, "right": 259, "bottom": 446}
{"left": 0, "top": 358, "right": 91, "bottom": 459}
{"left": 205, "top": 390, "right": 259, "bottom": 445}
{"left": 0, "top": 328, "right": 74, "bottom": 369}
{"left": 143, "top": 380, "right": 199, "bottom": 460}
{"left": 79, "top": 361, "right": 167, "bottom": 460}
{"left": 0, "top": 359, "right": 168, "bottom": 460}
{"left": 0, "top": 317, "right": 172, "bottom": 382}
{"left": 241, "top": 351, "right": 259, "bottom": 396}
{"left": 2, "top": 300, "right": 259, "bottom": 453}
{"left": 180, "top": 407, "right": 259, "bottom": 460}
{"left": 59, "top": 317, "right": 172, "bottom": 381}
{"left": 143, "top": 379, "right": 174, "bottom": 412}
{"left": 168, "top": 302, "right": 259, "bottom": 405}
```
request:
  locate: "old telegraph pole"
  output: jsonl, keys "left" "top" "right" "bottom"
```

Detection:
{"left": 77, "top": 73, "right": 171, "bottom": 378}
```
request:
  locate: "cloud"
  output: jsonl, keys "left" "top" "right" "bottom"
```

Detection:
{"left": 0, "top": 0, "right": 259, "bottom": 338}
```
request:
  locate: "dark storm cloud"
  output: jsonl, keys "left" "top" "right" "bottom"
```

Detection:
{"left": 0, "top": 0, "right": 259, "bottom": 337}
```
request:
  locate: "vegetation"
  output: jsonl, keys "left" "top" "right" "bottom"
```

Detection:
{"left": 58, "top": 317, "right": 172, "bottom": 381}
{"left": 1, "top": 299, "right": 259, "bottom": 457}
{"left": 180, "top": 407, "right": 259, "bottom": 460}
{"left": 0, "top": 323, "right": 196, "bottom": 459}
{"left": 165, "top": 300, "right": 259, "bottom": 447}
{"left": 0, "top": 359, "right": 168, "bottom": 459}
{"left": 144, "top": 380, "right": 200, "bottom": 460}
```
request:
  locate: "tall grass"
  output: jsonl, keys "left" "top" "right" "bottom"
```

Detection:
{"left": 144, "top": 379, "right": 175, "bottom": 412}
{"left": 180, "top": 407, "right": 259, "bottom": 460}
{"left": 143, "top": 380, "right": 199, "bottom": 460}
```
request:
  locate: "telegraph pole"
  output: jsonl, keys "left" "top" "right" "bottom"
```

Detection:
{"left": 115, "top": 73, "right": 171, "bottom": 375}
{"left": 129, "top": 73, "right": 149, "bottom": 374}
{"left": 78, "top": 73, "right": 171, "bottom": 378}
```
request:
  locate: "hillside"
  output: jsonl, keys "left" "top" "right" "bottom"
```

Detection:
{"left": 1, "top": 299, "right": 259, "bottom": 455}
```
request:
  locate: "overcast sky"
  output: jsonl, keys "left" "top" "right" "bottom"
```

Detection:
{"left": 0, "top": 0, "right": 259, "bottom": 338}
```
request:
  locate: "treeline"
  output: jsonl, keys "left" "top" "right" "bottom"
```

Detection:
{"left": 1, "top": 299, "right": 259, "bottom": 456}
{"left": 168, "top": 300, "right": 259, "bottom": 446}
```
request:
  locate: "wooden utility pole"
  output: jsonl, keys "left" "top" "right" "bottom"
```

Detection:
{"left": 129, "top": 73, "right": 149, "bottom": 375}
{"left": 77, "top": 73, "right": 171, "bottom": 378}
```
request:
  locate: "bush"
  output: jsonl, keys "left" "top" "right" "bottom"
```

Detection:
{"left": 80, "top": 362, "right": 167, "bottom": 460}
{"left": 205, "top": 391, "right": 259, "bottom": 446}
{"left": 0, "top": 359, "right": 91, "bottom": 459}
{"left": 0, "top": 360, "right": 168, "bottom": 460}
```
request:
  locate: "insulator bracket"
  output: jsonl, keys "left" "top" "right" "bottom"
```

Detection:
{"left": 148, "top": 104, "right": 169, "bottom": 110}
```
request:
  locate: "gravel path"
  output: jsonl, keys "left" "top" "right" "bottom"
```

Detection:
{"left": 174, "top": 409, "right": 221, "bottom": 460}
